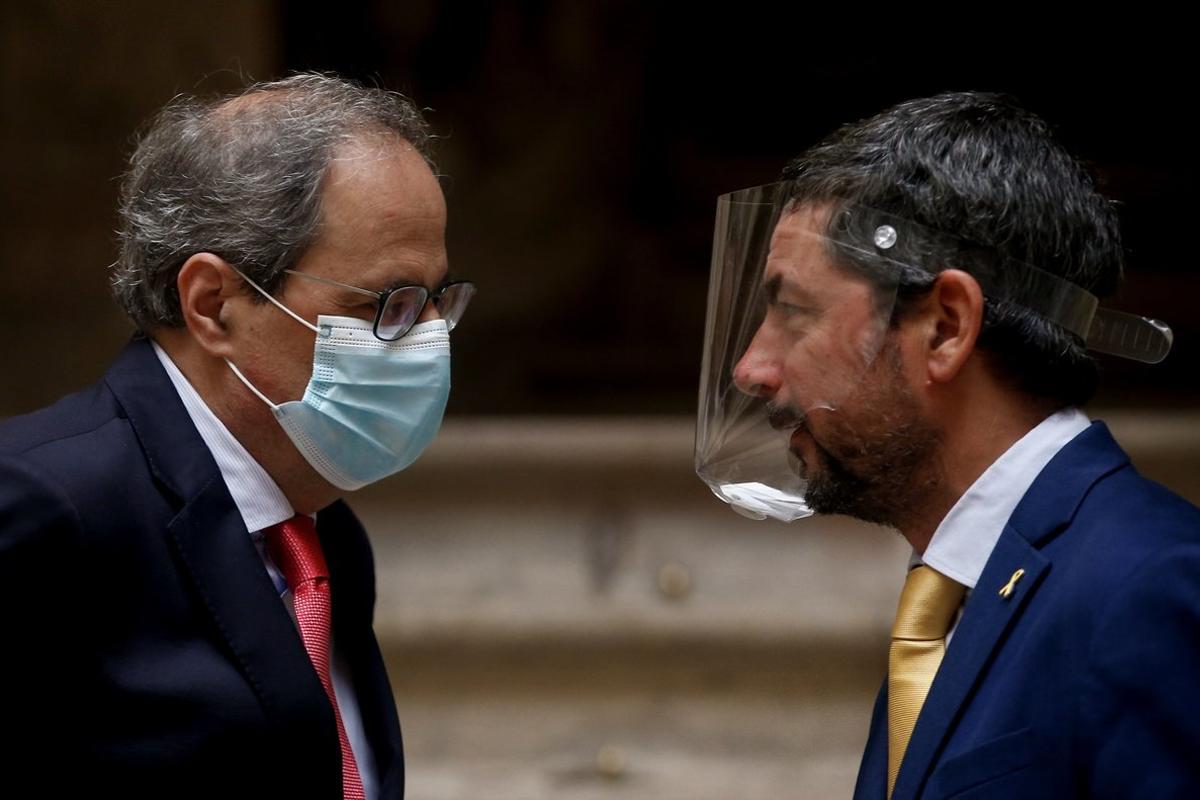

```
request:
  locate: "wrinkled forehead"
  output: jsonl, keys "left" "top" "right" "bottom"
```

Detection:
{"left": 763, "top": 202, "right": 875, "bottom": 306}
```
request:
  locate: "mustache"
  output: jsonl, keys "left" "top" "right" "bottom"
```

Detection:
{"left": 766, "top": 401, "right": 806, "bottom": 431}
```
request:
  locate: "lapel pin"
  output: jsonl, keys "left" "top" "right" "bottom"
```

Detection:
{"left": 999, "top": 568, "right": 1026, "bottom": 599}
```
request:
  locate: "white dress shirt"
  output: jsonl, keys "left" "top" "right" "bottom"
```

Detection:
{"left": 153, "top": 342, "right": 378, "bottom": 799}
{"left": 913, "top": 407, "right": 1092, "bottom": 645}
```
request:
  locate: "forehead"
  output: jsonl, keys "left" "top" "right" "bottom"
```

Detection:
{"left": 764, "top": 203, "right": 841, "bottom": 286}
{"left": 756, "top": 203, "right": 896, "bottom": 385}
{"left": 321, "top": 135, "right": 446, "bottom": 242}
{"left": 308, "top": 133, "right": 448, "bottom": 288}
{"left": 764, "top": 202, "right": 892, "bottom": 309}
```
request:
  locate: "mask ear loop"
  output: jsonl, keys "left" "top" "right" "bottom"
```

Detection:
{"left": 229, "top": 265, "right": 321, "bottom": 334}
{"left": 222, "top": 266, "right": 321, "bottom": 409}
{"left": 224, "top": 358, "right": 281, "bottom": 410}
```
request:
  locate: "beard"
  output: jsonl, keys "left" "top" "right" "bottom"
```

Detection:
{"left": 776, "top": 344, "right": 942, "bottom": 528}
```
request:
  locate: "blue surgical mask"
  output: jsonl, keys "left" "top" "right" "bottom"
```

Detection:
{"left": 226, "top": 273, "right": 451, "bottom": 490}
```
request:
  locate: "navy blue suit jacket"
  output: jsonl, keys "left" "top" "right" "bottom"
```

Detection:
{"left": 853, "top": 421, "right": 1200, "bottom": 799}
{"left": 0, "top": 338, "right": 404, "bottom": 798}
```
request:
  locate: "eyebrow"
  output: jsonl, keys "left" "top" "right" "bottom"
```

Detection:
{"left": 764, "top": 273, "right": 817, "bottom": 306}
{"left": 369, "top": 267, "right": 451, "bottom": 295}
{"left": 377, "top": 274, "right": 458, "bottom": 295}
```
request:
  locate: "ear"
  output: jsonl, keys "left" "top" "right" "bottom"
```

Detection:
{"left": 176, "top": 253, "right": 243, "bottom": 357}
{"left": 918, "top": 269, "right": 985, "bottom": 384}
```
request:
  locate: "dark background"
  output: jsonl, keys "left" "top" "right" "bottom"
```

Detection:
{"left": 3, "top": 3, "right": 1194, "bottom": 418}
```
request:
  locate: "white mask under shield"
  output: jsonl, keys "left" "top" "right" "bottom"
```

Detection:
{"left": 695, "top": 184, "right": 1173, "bottom": 522}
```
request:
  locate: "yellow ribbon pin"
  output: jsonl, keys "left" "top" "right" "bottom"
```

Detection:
{"left": 999, "top": 568, "right": 1026, "bottom": 599}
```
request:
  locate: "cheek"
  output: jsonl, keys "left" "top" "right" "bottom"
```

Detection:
{"left": 277, "top": 332, "right": 316, "bottom": 385}
{"left": 779, "top": 339, "right": 868, "bottom": 409}
{"left": 819, "top": 284, "right": 891, "bottom": 370}
{"left": 238, "top": 316, "right": 316, "bottom": 399}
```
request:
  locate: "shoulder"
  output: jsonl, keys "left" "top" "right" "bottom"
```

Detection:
{"left": 0, "top": 340, "right": 191, "bottom": 535}
{"left": 0, "top": 453, "right": 83, "bottom": 590}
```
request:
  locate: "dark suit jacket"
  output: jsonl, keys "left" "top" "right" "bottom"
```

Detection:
{"left": 0, "top": 338, "right": 404, "bottom": 798}
{"left": 854, "top": 422, "right": 1200, "bottom": 799}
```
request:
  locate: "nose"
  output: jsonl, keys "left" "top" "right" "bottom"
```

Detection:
{"left": 416, "top": 289, "right": 443, "bottom": 325}
{"left": 417, "top": 300, "right": 441, "bottom": 324}
{"left": 732, "top": 327, "right": 782, "bottom": 398}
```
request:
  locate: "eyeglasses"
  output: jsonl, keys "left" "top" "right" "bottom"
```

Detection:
{"left": 283, "top": 269, "right": 476, "bottom": 341}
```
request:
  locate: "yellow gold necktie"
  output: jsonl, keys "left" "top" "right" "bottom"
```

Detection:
{"left": 887, "top": 565, "right": 966, "bottom": 798}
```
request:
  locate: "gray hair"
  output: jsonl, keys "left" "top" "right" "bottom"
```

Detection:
{"left": 112, "top": 72, "right": 435, "bottom": 331}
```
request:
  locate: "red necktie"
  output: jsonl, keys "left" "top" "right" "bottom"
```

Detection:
{"left": 265, "top": 515, "right": 366, "bottom": 800}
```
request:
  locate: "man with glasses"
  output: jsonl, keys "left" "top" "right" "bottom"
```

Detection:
{"left": 0, "top": 73, "right": 471, "bottom": 798}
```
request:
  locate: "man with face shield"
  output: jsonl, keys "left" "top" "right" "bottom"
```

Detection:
{"left": 0, "top": 74, "right": 472, "bottom": 798}
{"left": 696, "top": 93, "right": 1200, "bottom": 798}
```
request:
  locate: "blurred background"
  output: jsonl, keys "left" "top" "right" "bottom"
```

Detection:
{"left": 3, "top": 4, "right": 1198, "bottom": 798}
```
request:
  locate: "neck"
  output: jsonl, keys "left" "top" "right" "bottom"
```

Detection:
{"left": 152, "top": 329, "right": 342, "bottom": 514}
{"left": 897, "top": 375, "right": 1058, "bottom": 554}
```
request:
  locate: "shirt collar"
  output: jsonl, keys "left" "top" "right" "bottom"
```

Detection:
{"left": 915, "top": 407, "right": 1091, "bottom": 588}
{"left": 152, "top": 341, "right": 294, "bottom": 533}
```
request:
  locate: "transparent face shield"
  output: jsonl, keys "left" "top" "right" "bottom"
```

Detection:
{"left": 695, "top": 184, "right": 1174, "bottom": 522}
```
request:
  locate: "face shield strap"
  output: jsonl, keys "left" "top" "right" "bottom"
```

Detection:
{"left": 830, "top": 206, "right": 1174, "bottom": 365}
{"left": 988, "top": 263, "right": 1172, "bottom": 364}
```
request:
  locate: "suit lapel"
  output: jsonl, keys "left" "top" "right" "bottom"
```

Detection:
{"left": 105, "top": 338, "right": 339, "bottom": 776}
{"left": 853, "top": 679, "right": 890, "bottom": 799}
{"left": 891, "top": 531, "right": 1049, "bottom": 799}
{"left": 891, "top": 421, "right": 1132, "bottom": 799}
{"left": 320, "top": 501, "right": 406, "bottom": 790}
{"left": 168, "top": 478, "right": 336, "bottom": 752}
